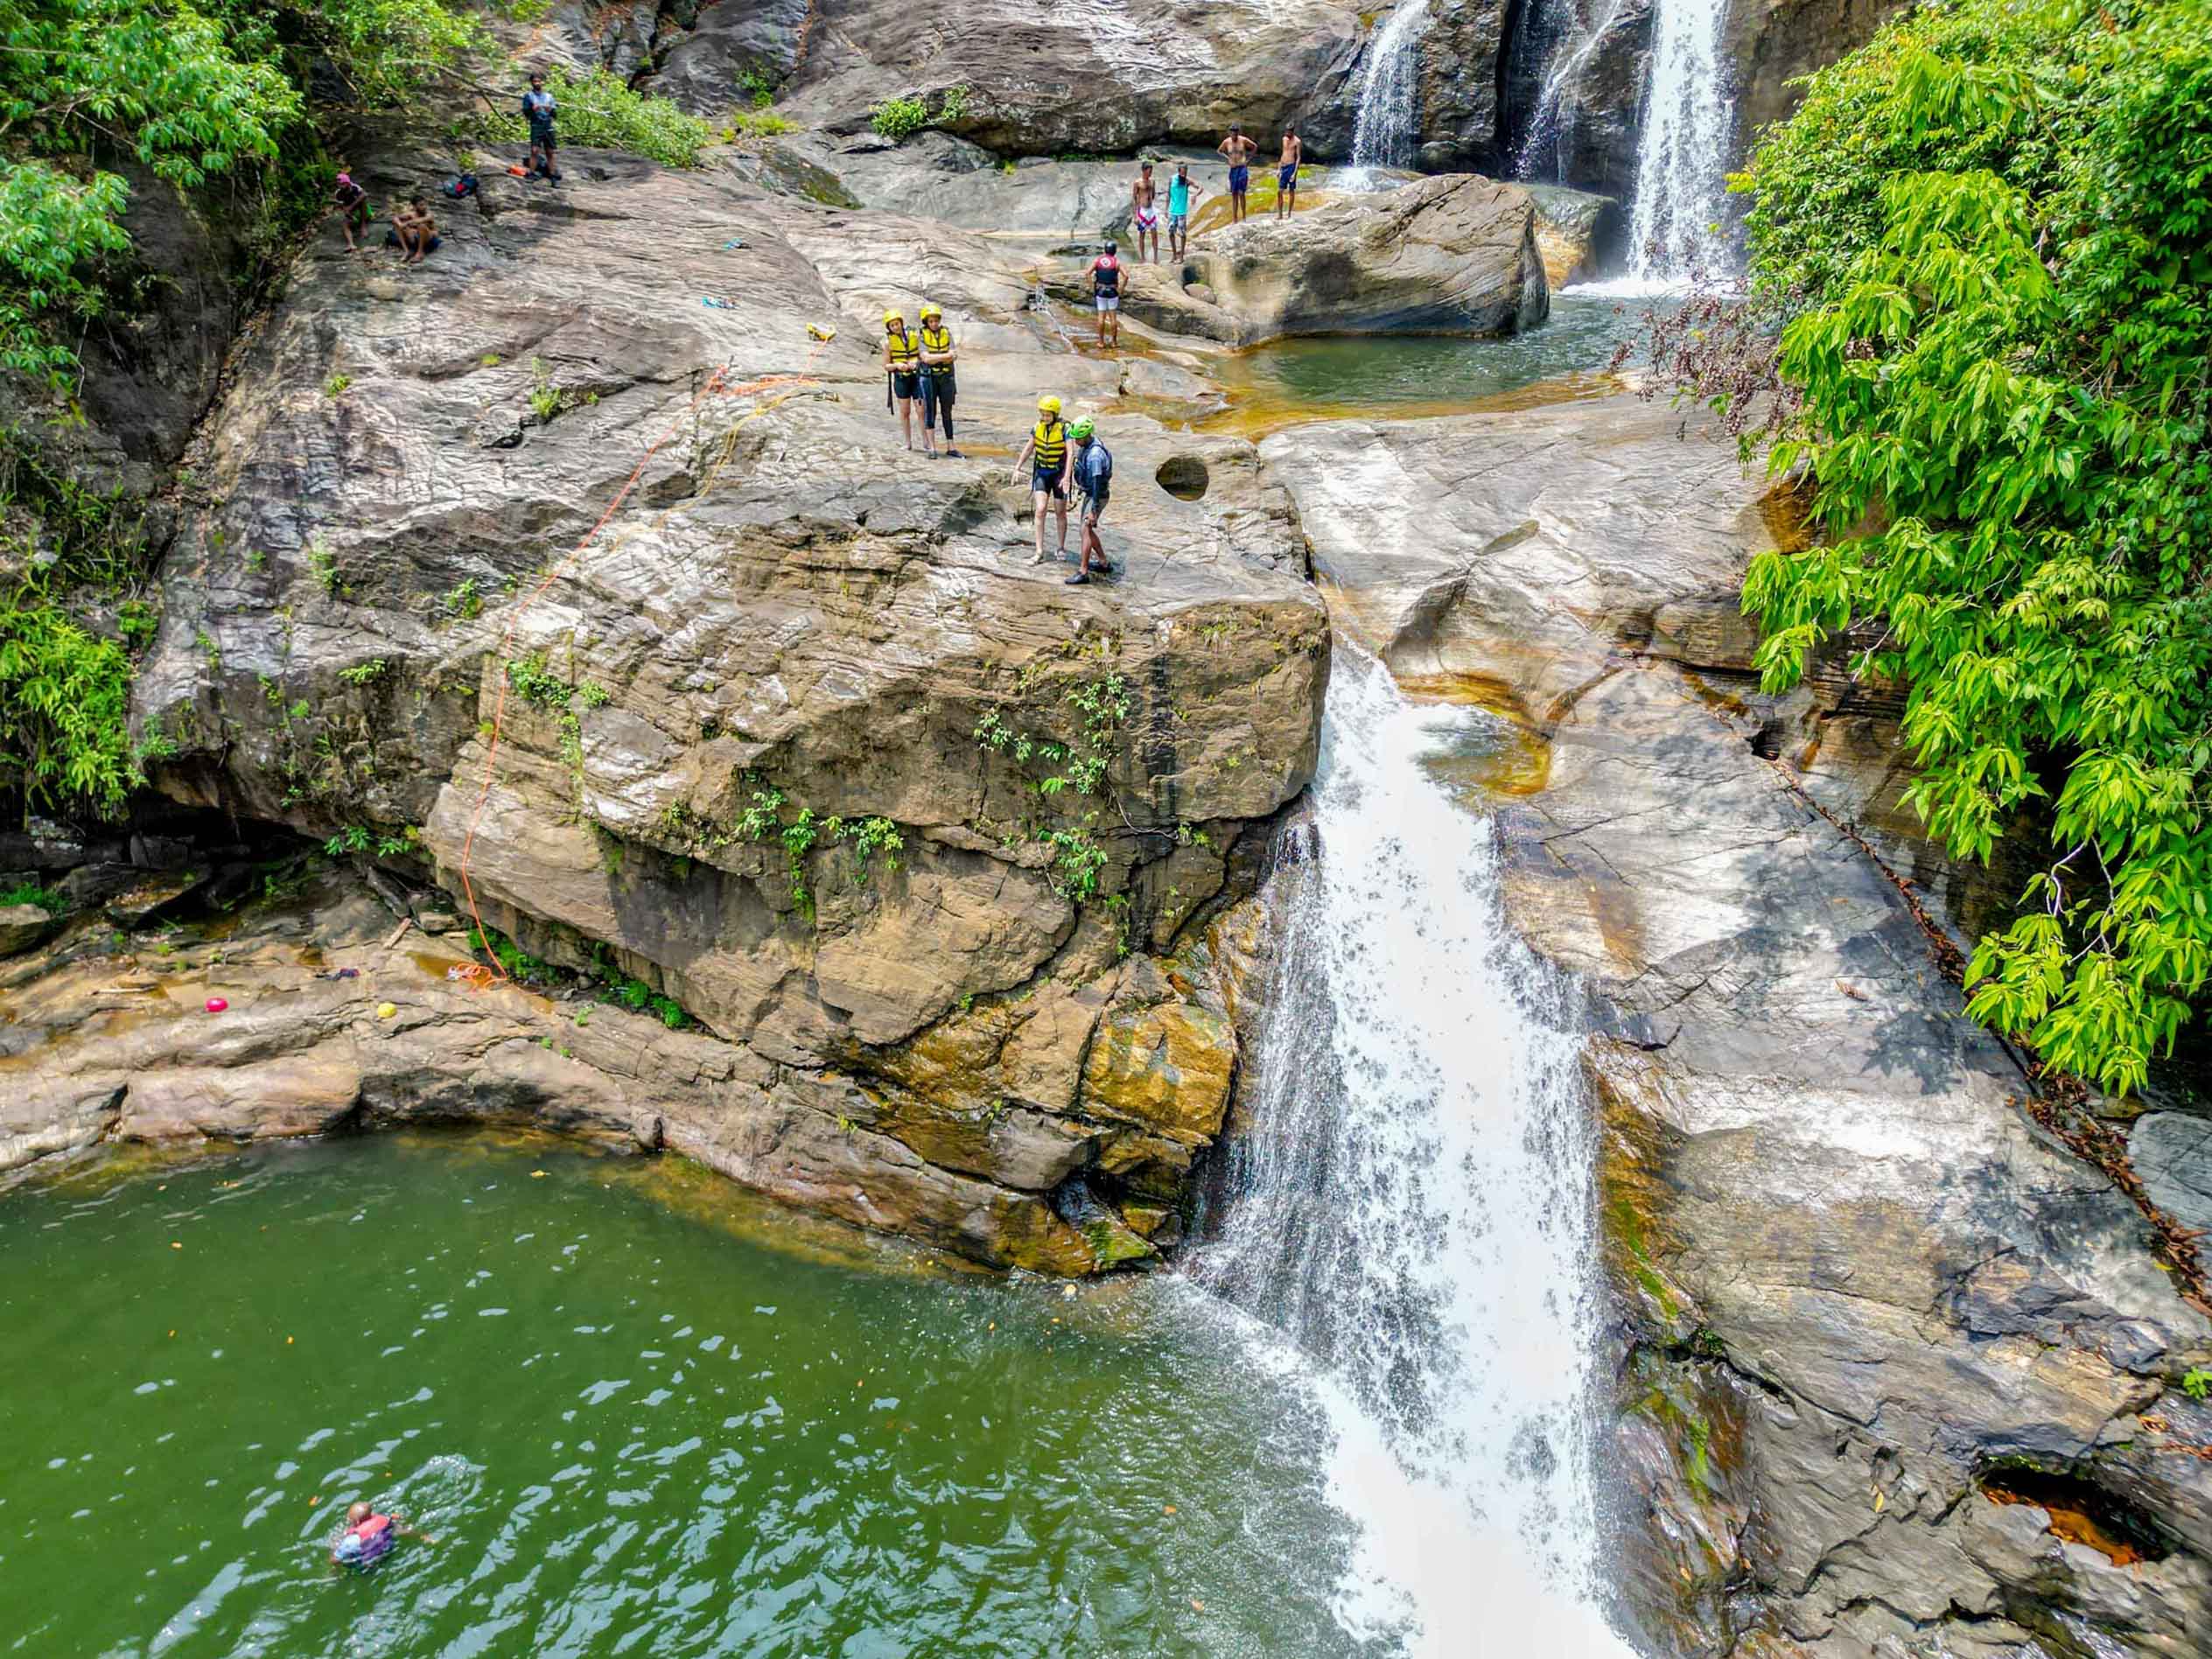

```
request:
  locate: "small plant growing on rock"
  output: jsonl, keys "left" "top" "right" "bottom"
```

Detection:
{"left": 305, "top": 539, "right": 342, "bottom": 598}
{"left": 528, "top": 357, "right": 564, "bottom": 424}
{"left": 869, "top": 94, "right": 929, "bottom": 141}
{"left": 338, "top": 658, "right": 388, "bottom": 687}
{"left": 2186, "top": 1368, "right": 2212, "bottom": 1402}
{"left": 322, "top": 374, "right": 351, "bottom": 398}
{"left": 443, "top": 578, "right": 481, "bottom": 620}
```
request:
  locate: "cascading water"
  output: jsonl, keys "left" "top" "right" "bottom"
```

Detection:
{"left": 1623, "top": 0, "right": 1732, "bottom": 281}
{"left": 1190, "top": 649, "right": 1640, "bottom": 1656}
{"left": 1509, "top": 0, "right": 1638, "bottom": 185}
{"left": 1344, "top": 0, "right": 1434, "bottom": 187}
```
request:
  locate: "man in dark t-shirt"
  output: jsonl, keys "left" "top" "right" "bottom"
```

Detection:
{"left": 522, "top": 74, "right": 560, "bottom": 183}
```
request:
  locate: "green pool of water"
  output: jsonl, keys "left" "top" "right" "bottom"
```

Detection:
{"left": 1208, "top": 295, "right": 1645, "bottom": 428}
{"left": 0, "top": 1134, "right": 1373, "bottom": 1657}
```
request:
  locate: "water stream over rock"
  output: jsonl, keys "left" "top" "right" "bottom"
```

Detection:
{"left": 1192, "top": 651, "right": 1639, "bottom": 1656}
{"left": 1345, "top": 0, "right": 1435, "bottom": 185}
{"left": 1623, "top": 0, "right": 1733, "bottom": 279}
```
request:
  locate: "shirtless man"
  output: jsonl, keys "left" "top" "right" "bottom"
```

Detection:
{"left": 1217, "top": 125, "right": 1259, "bottom": 224}
{"left": 1130, "top": 160, "right": 1161, "bottom": 264}
{"left": 1276, "top": 127, "right": 1303, "bottom": 220}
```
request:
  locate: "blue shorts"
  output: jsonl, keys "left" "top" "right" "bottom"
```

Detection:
{"left": 1279, "top": 164, "right": 1298, "bottom": 190}
{"left": 1228, "top": 165, "right": 1249, "bottom": 193}
{"left": 891, "top": 370, "right": 920, "bottom": 399}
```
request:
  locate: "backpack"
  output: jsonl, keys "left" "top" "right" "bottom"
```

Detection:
{"left": 443, "top": 173, "right": 479, "bottom": 200}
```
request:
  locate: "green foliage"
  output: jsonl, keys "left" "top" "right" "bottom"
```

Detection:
{"left": 2182, "top": 1366, "right": 2211, "bottom": 1402}
{"left": 504, "top": 653, "right": 571, "bottom": 710}
{"left": 337, "top": 657, "right": 386, "bottom": 686}
{"left": 443, "top": 578, "right": 481, "bottom": 620}
{"left": 528, "top": 356, "right": 563, "bottom": 424}
{"left": 1734, "top": 0, "right": 2212, "bottom": 1094}
{"left": 323, "top": 822, "right": 417, "bottom": 858}
{"left": 869, "top": 94, "right": 929, "bottom": 141}
{"left": 305, "top": 539, "right": 343, "bottom": 598}
{"left": 322, "top": 374, "right": 352, "bottom": 398}
{"left": 471, "top": 66, "right": 711, "bottom": 169}
{"left": 972, "top": 672, "right": 1129, "bottom": 902}
{"left": 0, "top": 599, "right": 141, "bottom": 820}
{"left": 936, "top": 85, "right": 969, "bottom": 124}
{"left": 1, "top": 878, "right": 66, "bottom": 912}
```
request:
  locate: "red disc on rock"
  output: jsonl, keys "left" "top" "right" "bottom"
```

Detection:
{"left": 206, "top": 997, "right": 228, "bottom": 1013}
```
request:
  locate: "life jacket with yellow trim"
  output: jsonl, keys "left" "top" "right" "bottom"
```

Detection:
{"left": 1032, "top": 418, "right": 1068, "bottom": 471}
{"left": 885, "top": 326, "right": 920, "bottom": 370}
{"left": 919, "top": 323, "right": 954, "bottom": 374}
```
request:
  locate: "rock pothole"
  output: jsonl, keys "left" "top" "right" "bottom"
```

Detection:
{"left": 1156, "top": 456, "right": 1210, "bottom": 500}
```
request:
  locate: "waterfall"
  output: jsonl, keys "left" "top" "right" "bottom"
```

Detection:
{"left": 1624, "top": 0, "right": 1732, "bottom": 281}
{"left": 1190, "top": 650, "right": 1638, "bottom": 1656}
{"left": 1510, "top": 0, "right": 1638, "bottom": 185}
{"left": 1345, "top": 0, "right": 1435, "bottom": 186}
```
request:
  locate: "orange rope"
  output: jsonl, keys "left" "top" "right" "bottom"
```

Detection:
{"left": 452, "top": 360, "right": 834, "bottom": 982}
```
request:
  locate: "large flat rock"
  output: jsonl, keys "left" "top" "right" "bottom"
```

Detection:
{"left": 124, "top": 143, "right": 1325, "bottom": 1270}
{"left": 1264, "top": 393, "right": 2212, "bottom": 1656}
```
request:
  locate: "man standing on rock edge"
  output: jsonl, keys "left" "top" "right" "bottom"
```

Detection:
{"left": 1130, "top": 161, "right": 1161, "bottom": 263}
{"left": 1276, "top": 127, "right": 1302, "bottom": 220}
{"left": 1012, "top": 395, "right": 1071, "bottom": 565}
{"left": 523, "top": 73, "right": 560, "bottom": 183}
{"left": 917, "top": 302, "right": 961, "bottom": 458}
{"left": 1218, "top": 126, "right": 1257, "bottom": 223}
{"left": 1167, "top": 163, "right": 1200, "bottom": 260}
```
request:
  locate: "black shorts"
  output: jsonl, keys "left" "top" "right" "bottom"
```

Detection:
{"left": 529, "top": 122, "right": 556, "bottom": 149}
{"left": 1032, "top": 467, "right": 1067, "bottom": 499}
{"left": 891, "top": 371, "right": 920, "bottom": 399}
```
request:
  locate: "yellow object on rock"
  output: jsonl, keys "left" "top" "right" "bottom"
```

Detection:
{"left": 376, "top": 1001, "right": 397, "bottom": 1018}
{"left": 807, "top": 323, "right": 836, "bottom": 341}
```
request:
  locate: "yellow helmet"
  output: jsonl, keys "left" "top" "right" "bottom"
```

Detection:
{"left": 883, "top": 310, "right": 904, "bottom": 326}
{"left": 920, "top": 302, "right": 942, "bottom": 319}
{"left": 1038, "top": 395, "right": 1061, "bottom": 413}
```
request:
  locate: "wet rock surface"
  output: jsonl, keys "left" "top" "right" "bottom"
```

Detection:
{"left": 1264, "top": 390, "right": 2212, "bottom": 1656}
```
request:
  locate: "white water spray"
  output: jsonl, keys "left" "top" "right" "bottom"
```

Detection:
{"left": 1192, "top": 650, "right": 1638, "bottom": 1657}
{"left": 1512, "top": 0, "right": 1638, "bottom": 185}
{"left": 1625, "top": 0, "right": 1732, "bottom": 281}
{"left": 1344, "top": 0, "right": 1434, "bottom": 187}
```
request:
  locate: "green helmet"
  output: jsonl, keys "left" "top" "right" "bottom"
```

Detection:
{"left": 1069, "top": 416, "right": 1096, "bottom": 439}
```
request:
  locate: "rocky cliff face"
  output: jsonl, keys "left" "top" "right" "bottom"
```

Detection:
{"left": 18, "top": 136, "right": 1330, "bottom": 1274}
{"left": 1263, "top": 394, "right": 2212, "bottom": 1656}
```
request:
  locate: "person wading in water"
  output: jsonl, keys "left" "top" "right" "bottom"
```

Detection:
{"left": 883, "top": 311, "right": 923, "bottom": 451}
{"left": 917, "top": 302, "right": 961, "bottom": 458}
{"left": 1217, "top": 125, "right": 1258, "bottom": 223}
{"left": 1130, "top": 161, "right": 1161, "bottom": 264}
{"left": 329, "top": 1502, "right": 433, "bottom": 1572}
{"left": 1088, "top": 241, "right": 1123, "bottom": 348}
{"left": 1276, "top": 127, "right": 1303, "bottom": 220}
{"left": 1012, "top": 395, "right": 1071, "bottom": 564}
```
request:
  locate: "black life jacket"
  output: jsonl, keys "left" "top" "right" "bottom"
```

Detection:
{"left": 1093, "top": 256, "right": 1121, "bottom": 296}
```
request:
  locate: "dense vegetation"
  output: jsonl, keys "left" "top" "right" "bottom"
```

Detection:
{"left": 0, "top": 0, "right": 710, "bottom": 830}
{"left": 1719, "top": 0, "right": 2212, "bottom": 1093}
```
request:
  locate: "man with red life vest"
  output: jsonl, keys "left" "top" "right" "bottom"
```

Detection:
{"left": 329, "top": 1501, "right": 432, "bottom": 1570}
{"left": 1088, "top": 242, "right": 1123, "bottom": 348}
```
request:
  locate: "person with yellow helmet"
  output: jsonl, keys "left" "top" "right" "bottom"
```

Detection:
{"left": 883, "top": 309, "right": 923, "bottom": 452}
{"left": 916, "top": 302, "right": 961, "bottom": 458}
{"left": 1010, "top": 395, "right": 1072, "bottom": 565}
